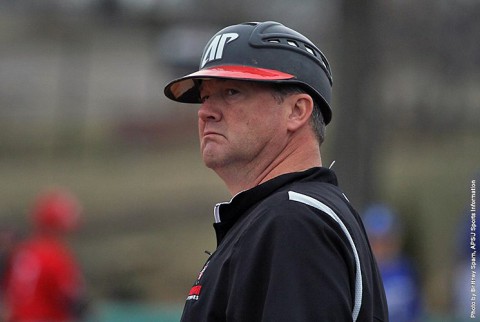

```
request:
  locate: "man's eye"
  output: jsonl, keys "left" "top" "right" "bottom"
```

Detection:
{"left": 200, "top": 95, "right": 209, "bottom": 103}
{"left": 225, "top": 89, "right": 239, "bottom": 96}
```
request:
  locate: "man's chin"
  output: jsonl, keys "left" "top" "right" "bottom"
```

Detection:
{"left": 202, "top": 151, "right": 231, "bottom": 171}
{"left": 203, "top": 157, "right": 223, "bottom": 170}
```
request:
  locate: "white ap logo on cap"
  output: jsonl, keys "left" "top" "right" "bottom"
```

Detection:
{"left": 200, "top": 33, "right": 239, "bottom": 68}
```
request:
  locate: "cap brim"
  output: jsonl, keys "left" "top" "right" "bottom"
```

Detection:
{"left": 164, "top": 65, "right": 295, "bottom": 103}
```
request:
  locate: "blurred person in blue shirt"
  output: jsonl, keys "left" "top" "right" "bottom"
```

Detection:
{"left": 363, "top": 204, "right": 423, "bottom": 322}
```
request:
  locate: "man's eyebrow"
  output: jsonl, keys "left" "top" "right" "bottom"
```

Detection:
{"left": 197, "top": 80, "right": 204, "bottom": 93}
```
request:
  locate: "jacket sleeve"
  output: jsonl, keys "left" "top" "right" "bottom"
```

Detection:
{"left": 226, "top": 198, "right": 356, "bottom": 322}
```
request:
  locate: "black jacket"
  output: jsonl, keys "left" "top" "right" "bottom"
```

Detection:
{"left": 180, "top": 167, "right": 388, "bottom": 322}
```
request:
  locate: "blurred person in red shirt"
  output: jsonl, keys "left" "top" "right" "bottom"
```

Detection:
{"left": 3, "top": 188, "right": 87, "bottom": 322}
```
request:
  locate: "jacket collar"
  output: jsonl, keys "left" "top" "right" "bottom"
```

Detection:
{"left": 213, "top": 167, "right": 338, "bottom": 244}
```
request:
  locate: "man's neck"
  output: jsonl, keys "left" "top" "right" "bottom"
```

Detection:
{"left": 216, "top": 141, "right": 322, "bottom": 196}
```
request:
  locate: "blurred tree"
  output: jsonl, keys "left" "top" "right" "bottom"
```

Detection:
{"left": 333, "top": 0, "right": 382, "bottom": 209}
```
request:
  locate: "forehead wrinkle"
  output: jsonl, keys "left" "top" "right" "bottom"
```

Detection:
{"left": 200, "top": 78, "right": 275, "bottom": 92}
{"left": 198, "top": 78, "right": 228, "bottom": 94}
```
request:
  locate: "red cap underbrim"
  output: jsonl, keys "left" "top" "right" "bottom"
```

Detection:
{"left": 164, "top": 65, "right": 295, "bottom": 103}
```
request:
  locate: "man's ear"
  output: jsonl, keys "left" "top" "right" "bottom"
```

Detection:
{"left": 286, "top": 94, "right": 314, "bottom": 132}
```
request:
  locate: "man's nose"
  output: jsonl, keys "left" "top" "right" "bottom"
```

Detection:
{"left": 198, "top": 99, "right": 222, "bottom": 122}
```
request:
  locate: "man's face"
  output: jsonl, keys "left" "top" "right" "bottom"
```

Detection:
{"left": 198, "top": 79, "right": 289, "bottom": 172}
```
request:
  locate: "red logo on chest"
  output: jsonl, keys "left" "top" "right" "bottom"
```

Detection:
{"left": 186, "top": 261, "right": 209, "bottom": 301}
{"left": 187, "top": 285, "right": 202, "bottom": 301}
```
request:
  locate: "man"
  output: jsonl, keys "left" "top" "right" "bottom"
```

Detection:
{"left": 3, "top": 188, "right": 87, "bottom": 322}
{"left": 164, "top": 21, "right": 388, "bottom": 321}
